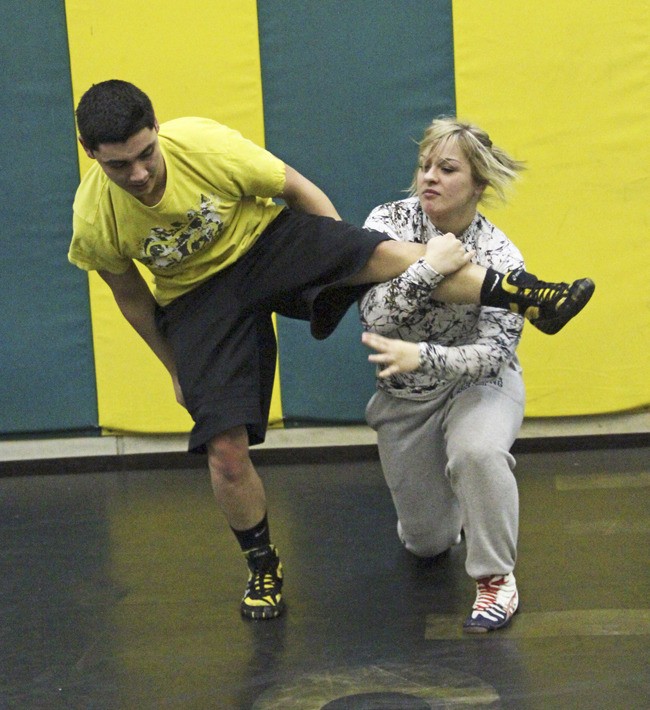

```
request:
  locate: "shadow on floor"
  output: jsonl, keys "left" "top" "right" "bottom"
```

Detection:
{"left": 0, "top": 444, "right": 648, "bottom": 708}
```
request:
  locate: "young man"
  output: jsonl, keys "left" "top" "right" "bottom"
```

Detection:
{"left": 68, "top": 80, "right": 594, "bottom": 621}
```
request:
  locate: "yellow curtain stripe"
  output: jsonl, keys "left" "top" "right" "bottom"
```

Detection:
{"left": 452, "top": 0, "right": 649, "bottom": 415}
{"left": 65, "top": 0, "right": 284, "bottom": 433}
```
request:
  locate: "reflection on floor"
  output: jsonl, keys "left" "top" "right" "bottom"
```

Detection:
{"left": 0, "top": 444, "right": 648, "bottom": 709}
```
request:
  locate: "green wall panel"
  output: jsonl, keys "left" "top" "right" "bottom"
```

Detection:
{"left": 258, "top": 0, "right": 455, "bottom": 422}
{"left": 0, "top": 1, "right": 97, "bottom": 434}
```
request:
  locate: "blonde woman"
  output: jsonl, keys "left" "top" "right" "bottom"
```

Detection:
{"left": 360, "top": 118, "right": 588, "bottom": 632}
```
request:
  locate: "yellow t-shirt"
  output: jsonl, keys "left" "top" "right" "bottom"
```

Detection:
{"left": 68, "top": 117, "right": 286, "bottom": 305}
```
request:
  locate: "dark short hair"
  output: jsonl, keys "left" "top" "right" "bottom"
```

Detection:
{"left": 76, "top": 80, "right": 156, "bottom": 151}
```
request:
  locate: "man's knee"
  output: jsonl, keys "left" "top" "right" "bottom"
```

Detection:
{"left": 207, "top": 426, "right": 252, "bottom": 483}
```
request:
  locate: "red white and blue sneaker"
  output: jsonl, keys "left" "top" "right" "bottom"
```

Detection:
{"left": 463, "top": 573, "right": 519, "bottom": 633}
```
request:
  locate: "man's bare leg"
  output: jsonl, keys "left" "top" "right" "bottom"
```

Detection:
{"left": 348, "top": 233, "right": 486, "bottom": 303}
{"left": 207, "top": 426, "right": 266, "bottom": 529}
{"left": 208, "top": 426, "right": 285, "bottom": 620}
{"left": 348, "top": 234, "right": 595, "bottom": 333}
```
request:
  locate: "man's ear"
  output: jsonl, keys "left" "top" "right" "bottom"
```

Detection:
{"left": 79, "top": 136, "right": 95, "bottom": 159}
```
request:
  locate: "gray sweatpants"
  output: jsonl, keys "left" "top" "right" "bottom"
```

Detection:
{"left": 365, "top": 362, "right": 525, "bottom": 579}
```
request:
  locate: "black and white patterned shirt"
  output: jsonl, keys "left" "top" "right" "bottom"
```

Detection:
{"left": 360, "top": 197, "right": 525, "bottom": 399}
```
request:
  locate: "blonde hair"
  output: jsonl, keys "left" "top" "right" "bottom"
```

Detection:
{"left": 410, "top": 117, "right": 525, "bottom": 205}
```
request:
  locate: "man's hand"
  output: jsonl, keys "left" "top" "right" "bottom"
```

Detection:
{"left": 424, "top": 233, "right": 474, "bottom": 275}
{"left": 362, "top": 331, "right": 421, "bottom": 377}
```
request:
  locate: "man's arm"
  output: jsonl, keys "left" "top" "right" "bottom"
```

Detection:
{"left": 279, "top": 163, "right": 475, "bottom": 291}
{"left": 278, "top": 164, "right": 341, "bottom": 219}
{"left": 98, "top": 264, "right": 185, "bottom": 406}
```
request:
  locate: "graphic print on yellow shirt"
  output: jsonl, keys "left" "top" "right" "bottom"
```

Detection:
{"left": 140, "top": 193, "right": 223, "bottom": 269}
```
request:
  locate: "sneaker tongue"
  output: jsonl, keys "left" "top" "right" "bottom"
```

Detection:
{"left": 246, "top": 544, "right": 271, "bottom": 558}
{"left": 507, "top": 267, "right": 537, "bottom": 287}
{"left": 246, "top": 545, "right": 275, "bottom": 569}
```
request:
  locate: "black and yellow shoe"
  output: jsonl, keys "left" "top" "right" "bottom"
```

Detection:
{"left": 503, "top": 269, "right": 595, "bottom": 335}
{"left": 240, "top": 544, "right": 285, "bottom": 620}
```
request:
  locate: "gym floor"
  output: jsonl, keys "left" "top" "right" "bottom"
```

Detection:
{"left": 1, "top": 441, "right": 648, "bottom": 709}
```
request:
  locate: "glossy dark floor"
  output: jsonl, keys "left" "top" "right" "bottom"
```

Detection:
{"left": 1, "top": 443, "right": 648, "bottom": 709}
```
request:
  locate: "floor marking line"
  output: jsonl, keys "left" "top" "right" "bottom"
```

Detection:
{"left": 425, "top": 609, "right": 650, "bottom": 640}
{"left": 555, "top": 471, "right": 650, "bottom": 491}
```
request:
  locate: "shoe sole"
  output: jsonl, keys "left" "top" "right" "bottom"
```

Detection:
{"left": 462, "top": 616, "right": 513, "bottom": 633}
{"left": 241, "top": 599, "right": 286, "bottom": 620}
{"left": 534, "top": 278, "right": 595, "bottom": 335}
{"left": 462, "top": 605, "right": 519, "bottom": 634}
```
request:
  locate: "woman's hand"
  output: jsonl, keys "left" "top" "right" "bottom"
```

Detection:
{"left": 362, "top": 331, "right": 421, "bottom": 377}
{"left": 424, "top": 232, "right": 473, "bottom": 275}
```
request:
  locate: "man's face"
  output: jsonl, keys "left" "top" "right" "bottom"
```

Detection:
{"left": 82, "top": 124, "right": 165, "bottom": 205}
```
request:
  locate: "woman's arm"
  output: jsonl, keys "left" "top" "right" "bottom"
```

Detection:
{"left": 363, "top": 309, "right": 523, "bottom": 381}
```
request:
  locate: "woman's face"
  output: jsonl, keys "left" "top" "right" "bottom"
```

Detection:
{"left": 416, "top": 139, "right": 484, "bottom": 234}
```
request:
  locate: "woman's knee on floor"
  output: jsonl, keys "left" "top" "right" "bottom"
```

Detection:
{"left": 398, "top": 517, "right": 461, "bottom": 559}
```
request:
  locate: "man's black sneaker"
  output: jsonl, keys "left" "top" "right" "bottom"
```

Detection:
{"left": 503, "top": 269, "right": 595, "bottom": 335}
{"left": 240, "top": 544, "right": 285, "bottom": 620}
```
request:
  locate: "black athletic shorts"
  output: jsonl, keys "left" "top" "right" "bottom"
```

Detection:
{"left": 155, "top": 209, "right": 390, "bottom": 453}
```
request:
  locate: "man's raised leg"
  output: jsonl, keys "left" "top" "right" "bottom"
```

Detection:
{"left": 349, "top": 235, "right": 594, "bottom": 334}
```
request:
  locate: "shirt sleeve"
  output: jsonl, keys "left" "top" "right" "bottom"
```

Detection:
{"left": 359, "top": 261, "right": 445, "bottom": 335}
{"left": 360, "top": 201, "right": 445, "bottom": 334}
{"left": 363, "top": 203, "right": 402, "bottom": 239}
{"left": 418, "top": 308, "right": 523, "bottom": 381}
{"left": 219, "top": 124, "right": 286, "bottom": 199}
{"left": 159, "top": 118, "right": 286, "bottom": 201}
{"left": 68, "top": 211, "right": 131, "bottom": 274}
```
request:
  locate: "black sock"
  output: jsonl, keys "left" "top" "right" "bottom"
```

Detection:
{"left": 479, "top": 267, "right": 512, "bottom": 309}
{"left": 232, "top": 513, "right": 271, "bottom": 552}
